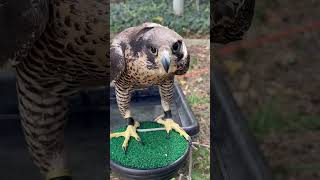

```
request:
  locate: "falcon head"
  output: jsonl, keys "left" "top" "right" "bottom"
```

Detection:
{"left": 111, "top": 23, "right": 190, "bottom": 81}
{"left": 129, "top": 23, "right": 190, "bottom": 75}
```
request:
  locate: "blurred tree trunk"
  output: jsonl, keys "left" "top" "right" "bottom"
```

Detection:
{"left": 173, "top": 0, "right": 184, "bottom": 16}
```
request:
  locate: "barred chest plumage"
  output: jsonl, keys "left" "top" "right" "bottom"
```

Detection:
{"left": 118, "top": 48, "right": 174, "bottom": 87}
{"left": 122, "top": 61, "right": 174, "bottom": 87}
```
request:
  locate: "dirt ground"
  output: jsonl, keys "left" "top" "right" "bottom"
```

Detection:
{"left": 214, "top": 0, "right": 320, "bottom": 179}
{"left": 178, "top": 39, "right": 210, "bottom": 146}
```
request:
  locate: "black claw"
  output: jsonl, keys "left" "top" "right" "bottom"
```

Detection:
{"left": 136, "top": 137, "right": 144, "bottom": 145}
{"left": 139, "top": 140, "right": 145, "bottom": 146}
{"left": 122, "top": 146, "right": 127, "bottom": 155}
{"left": 166, "top": 133, "right": 170, "bottom": 139}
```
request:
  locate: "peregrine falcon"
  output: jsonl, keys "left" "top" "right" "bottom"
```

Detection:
{"left": 110, "top": 23, "right": 191, "bottom": 152}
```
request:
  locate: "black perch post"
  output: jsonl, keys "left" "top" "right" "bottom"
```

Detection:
{"left": 212, "top": 66, "right": 274, "bottom": 180}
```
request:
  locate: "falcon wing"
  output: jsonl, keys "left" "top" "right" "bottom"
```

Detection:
{"left": 110, "top": 40, "right": 125, "bottom": 81}
{"left": 212, "top": 0, "right": 255, "bottom": 44}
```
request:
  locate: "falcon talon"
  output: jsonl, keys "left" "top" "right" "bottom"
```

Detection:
{"left": 110, "top": 121, "right": 141, "bottom": 153}
{"left": 122, "top": 146, "right": 127, "bottom": 154}
{"left": 138, "top": 140, "right": 145, "bottom": 146}
{"left": 136, "top": 136, "right": 144, "bottom": 145}
{"left": 166, "top": 133, "right": 170, "bottom": 139}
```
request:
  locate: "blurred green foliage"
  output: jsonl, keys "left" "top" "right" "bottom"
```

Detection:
{"left": 249, "top": 97, "right": 320, "bottom": 139}
{"left": 187, "top": 94, "right": 210, "bottom": 106}
{"left": 110, "top": 0, "right": 209, "bottom": 35}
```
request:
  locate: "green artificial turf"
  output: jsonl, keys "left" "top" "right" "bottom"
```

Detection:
{"left": 110, "top": 122, "right": 189, "bottom": 169}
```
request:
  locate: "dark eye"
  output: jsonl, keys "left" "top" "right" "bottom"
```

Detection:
{"left": 172, "top": 41, "right": 181, "bottom": 53}
{"left": 150, "top": 46, "right": 158, "bottom": 55}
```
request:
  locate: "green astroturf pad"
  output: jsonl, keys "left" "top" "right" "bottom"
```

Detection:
{"left": 110, "top": 122, "right": 189, "bottom": 169}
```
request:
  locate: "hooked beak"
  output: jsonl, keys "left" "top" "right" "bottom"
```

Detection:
{"left": 161, "top": 51, "right": 171, "bottom": 73}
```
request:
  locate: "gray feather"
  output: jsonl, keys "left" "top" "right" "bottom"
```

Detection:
{"left": 110, "top": 42, "right": 125, "bottom": 81}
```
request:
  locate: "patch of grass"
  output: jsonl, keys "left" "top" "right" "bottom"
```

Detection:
{"left": 171, "top": 146, "right": 210, "bottom": 180}
{"left": 272, "top": 165, "right": 290, "bottom": 180}
{"left": 187, "top": 94, "right": 209, "bottom": 106}
{"left": 272, "top": 163, "right": 320, "bottom": 180}
{"left": 295, "top": 116, "right": 320, "bottom": 131}
{"left": 249, "top": 97, "right": 320, "bottom": 139}
{"left": 249, "top": 98, "right": 287, "bottom": 138}
{"left": 192, "top": 146, "right": 210, "bottom": 180}
{"left": 110, "top": 0, "right": 209, "bottom": 36}
{"left": 288, "top": 163, "right": 320, "bottom": 171}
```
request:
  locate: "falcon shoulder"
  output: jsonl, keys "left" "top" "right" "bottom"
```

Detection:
{"left": 0, "top": 0, "right": 49, "bottom": 65}
{"left": 211, "top": 0, "right": 255, "bottom": 44}
{"left": 110, "top": 39, "right": 125, "bottom": 81}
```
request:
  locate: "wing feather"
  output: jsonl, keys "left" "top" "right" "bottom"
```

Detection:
{"left": 110, "top": 42, "right": 125, "bottom": 81}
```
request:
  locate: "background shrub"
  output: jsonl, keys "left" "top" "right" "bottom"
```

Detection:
{"left": 110, "top": 0, "right": 210, "bottom": 36}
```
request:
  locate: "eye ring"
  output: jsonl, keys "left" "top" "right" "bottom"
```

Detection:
{"left": 150, "top": 46, "right": 158, "bottom": 55}
{"left": 172, "top": 41, "right": 181, "bottom": 53}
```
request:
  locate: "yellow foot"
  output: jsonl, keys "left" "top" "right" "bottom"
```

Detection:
{"left": 155, "top": 116, "right": 191, "bottom": 141}
{"left": 110, "top": 121, "right": 143, "bottom": 154}
{"left": 46, "top": 169, "right": 71, "bottom": 180}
